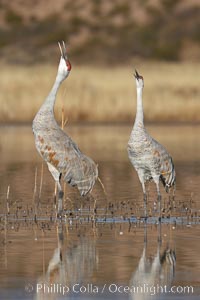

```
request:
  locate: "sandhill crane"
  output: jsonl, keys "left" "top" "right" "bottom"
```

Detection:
{"left": 32, "top": 42, "right": 98, "bottom": 215}
{"left": 127, "top": 70, "right": 175, "bottom": 219}
{"left": 129, "top": 225, "right": 176, "bottom": 300}
{"left": 35, "top": 224, "right": 98, "bottom": 300}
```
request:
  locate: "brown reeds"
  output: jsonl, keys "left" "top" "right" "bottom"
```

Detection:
{"left": 0, "top": 62, "right": 200, "bottom": 124}
{"left": 6, "top": 185, "right": 10, "bottom": 215}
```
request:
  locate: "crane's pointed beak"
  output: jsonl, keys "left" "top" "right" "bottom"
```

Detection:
{"left": 58, "top": 41, "right": 68, "bottom": 59}
{"left": 134, "top": 69, "right": 140, "bottom": 80}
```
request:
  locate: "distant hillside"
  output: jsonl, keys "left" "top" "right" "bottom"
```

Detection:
{"left": 0, "top": 0, "right": 200, "bottom": 64}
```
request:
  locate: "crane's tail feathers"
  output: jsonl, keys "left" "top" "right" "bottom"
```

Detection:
{"left": 97, "top": 176, "right": 107, "bottom": 198}
{"left": 160, "top": 175, "right": 176, "bottom": 193}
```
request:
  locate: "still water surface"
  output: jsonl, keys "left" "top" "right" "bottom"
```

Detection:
{"left": 0, "top": 124, "right": 200, "bottom": 299}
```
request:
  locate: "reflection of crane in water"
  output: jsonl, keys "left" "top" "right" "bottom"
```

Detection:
{"left": 129, "top": 224, "right": 176, "bottom": 300}
{"left": 127, "top": 70, "right": 176, "bottom": 218}
{"left": 32, "top": 42, "right": 98, "bottom": 215}
{"left": 35, "top": 224, "right": 98, "bottom": 300}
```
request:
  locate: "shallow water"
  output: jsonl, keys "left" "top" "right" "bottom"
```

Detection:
{"left": 0, "top": 124, "right": 200, "bottom": 300}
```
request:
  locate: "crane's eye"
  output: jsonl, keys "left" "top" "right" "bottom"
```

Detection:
{"left": 66, "top": 60, "right": 72, "bottom": 71}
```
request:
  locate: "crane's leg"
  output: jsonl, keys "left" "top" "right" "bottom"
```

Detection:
{"left": 144, "top": 215, "right": 147, "bottom": 244}
{"left": 138, "top": 173, "right": 147, "bottom": 220}
{"left": 153, "top": 176, "right": 161, "bottom": 215}
{"left": 47, "top": 163, "right": 63, "bottom": 217}
{"left": 153, "top": 176, "right": 162, "bottom": 242}
{"left": 142, "top": 182, "right": 147, "bottom": 220}
{"left": 57, "top": 180, "right": 63, "bottom": 216}
{"left": 153, "top": 176, "right": 162, "bottom": 220}
{"left": 172, "top": 181, "right": 176, "bottom": 210}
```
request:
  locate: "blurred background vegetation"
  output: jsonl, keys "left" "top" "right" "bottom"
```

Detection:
{"left": 0, "top": 0, "right": 200, "bottom": 123}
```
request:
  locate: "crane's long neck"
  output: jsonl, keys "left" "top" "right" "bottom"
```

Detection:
{"left": 40, "top": 73, "right": 63, "bottom": 115}
{"left": 32, "top": 73, "right": 65, "bottom": 132}
{"left": 134, "top": 87, "right": 144, "bottom": 129}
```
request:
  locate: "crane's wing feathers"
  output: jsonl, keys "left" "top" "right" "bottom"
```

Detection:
{"left": 36, "top": 132, "right": 98, "bottom": 196}
{"left": 151, "top": 138, "right": 176, "bottom": 191}
{"left": 63, "top": 154, "right": 97, "bottom": 196}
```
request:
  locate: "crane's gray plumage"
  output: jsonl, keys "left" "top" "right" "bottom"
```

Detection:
{"left": 32, "top": 42, "right": 98, "bottom": 213}
{"left": 127, "top": 70, "right": 175, "bottom": 217}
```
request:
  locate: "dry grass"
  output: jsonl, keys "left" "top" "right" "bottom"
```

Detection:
{"left": 0, "top": 61, "right": 200, "bottom": 124}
